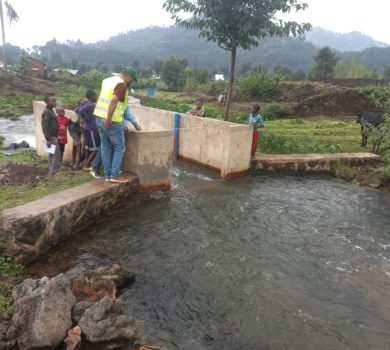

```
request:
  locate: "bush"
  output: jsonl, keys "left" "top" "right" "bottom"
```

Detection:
{"left": 238, "top": 72, "right": 278, "bottom": 99}
{"left": 261, "top": 103, "right": 285, "bottom": 120}
{"left": 143, "top": 99, "right": 192, "bottom": 114}
{"left": 379, "top": 165, "right": 390, "bottom": 183}
{"left": 134, "top": 78, "right": 157, "bottom": 90}
{"left": 358, "top": 86, "right": 390, "bottom": 107}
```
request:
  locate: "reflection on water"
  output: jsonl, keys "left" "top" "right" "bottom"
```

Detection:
{"left": 0, "top": 115, "right": 36, "bottom": 147}
{"left": 31, "top": 162, "right": 390, "bottom": 349}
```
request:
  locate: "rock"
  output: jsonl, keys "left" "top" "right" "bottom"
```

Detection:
{"left": 64, "top": 326, "right": 81, "bottom": 350}
{"left": 0, "top": 339, "right": 17, "bottom": 350}
{"left": 72, "top": 301, "right": 94, "bottom": 323}
{"left": 0, "top": 312, "right": 12, "bottom": 322}
{"left": 179, "top": 339, "right": 208, "bottom": 350}
{"left": 5, "top": 326, "right": 16, "bottom": 342}
{"left": 70, "top": 274, "right": 116, "bottom": 302}
{"left": 8, "top": 143, "right": 18, "bottom": 150}
{"left": 17, "top": 141, "right": 29, "bottom": 149}
{"left": 12, "top": 274, "right": 76, "bottom": 350}
{"left": 86, "top": 264, "right": 136, "bottom": 291}
{"left": 79, "top": 297, "right": 143, "bottom": 345}
{"left": 0, "top": 323, "right": 7, "bottom": 341}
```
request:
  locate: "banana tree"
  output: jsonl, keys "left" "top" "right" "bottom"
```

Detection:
{"left": 0, "top": 0, "right": 18, "bottom": 72}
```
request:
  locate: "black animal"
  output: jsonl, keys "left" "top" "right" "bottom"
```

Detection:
{"left": 356, "top": 111, "right": 385, "bottom": 148}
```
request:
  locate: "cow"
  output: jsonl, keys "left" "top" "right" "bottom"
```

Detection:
{"left": 218, "top": 93, "right": 226, "bottom": 107}
{"left": 356, "top": 111, "right": 386, "bottom": 152}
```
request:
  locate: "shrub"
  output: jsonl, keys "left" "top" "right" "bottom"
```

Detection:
{"left": 358, "top": 86, "right": 390, "bottom": 107}
{"left": 379, "top": 165, "right": 390, "bottom": 183}
{"left": 261, "top": 103, "right": 285, "bottom": 120}
{"left": 238, "top": 72, "right": 278, "bottom": 99}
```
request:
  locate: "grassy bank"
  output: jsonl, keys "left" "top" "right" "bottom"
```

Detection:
{"left": 0, "top": 151, "right": 93, "bottom": 211}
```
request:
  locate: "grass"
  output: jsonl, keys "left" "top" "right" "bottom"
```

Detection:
{"left": 0, "top": 152, "right": 93, "bottom": 211}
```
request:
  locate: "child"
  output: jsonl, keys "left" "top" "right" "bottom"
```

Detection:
{"left": 41, "top": 94, "right": 61, "bottom": 176}
{"left": 75, "top": 90, "right": 100, "bottom": 171}
{"left": 68, "top": 112, "right": 83, "bottom": 170}
{"left": 56, "top": 106, "right": 69, "bottom": 163}
{"left": 248, "top": 104, "right": 264, "bottom": 158}
{"left": 189, "top": 99, "right": 206, "bottom": 117}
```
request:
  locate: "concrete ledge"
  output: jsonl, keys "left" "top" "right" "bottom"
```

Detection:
{"left": 0, "top": 175, "right": 138, "bottom": 264}
{"left": 252, "top": 153, "right": 381, "bottom": 173}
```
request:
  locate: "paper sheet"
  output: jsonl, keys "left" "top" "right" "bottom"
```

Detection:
{"left": 42, "top": 141, "right": 56, "bottom": 155}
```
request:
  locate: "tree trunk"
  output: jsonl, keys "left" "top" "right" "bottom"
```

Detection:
{"left": 224, "top": 46, "right": 237, "bottom": 121}
{"left": 0, "top": 0, "right": 7, "bottom": 73}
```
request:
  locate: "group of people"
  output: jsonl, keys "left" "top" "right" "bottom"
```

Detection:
{"left": 41, "top": 66, "right": 141, "bottom": 182}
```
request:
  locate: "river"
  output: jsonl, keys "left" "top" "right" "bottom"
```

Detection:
{"left": 0, "top": 115, "right": 36, "bottom": 148}
{"left": 30, "top": 162, "right": 390, "bottom": 349}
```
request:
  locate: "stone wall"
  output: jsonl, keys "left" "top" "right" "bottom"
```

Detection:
{"left": 0, "top": 177, "right": 139, "bottom": 264}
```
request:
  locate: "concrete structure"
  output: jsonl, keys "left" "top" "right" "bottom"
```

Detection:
{"left": 26, "top": 57, "right": 46, "bottom": 78}
{"left": 1, "top": 175, "right": 138, "bottom": 264}
{"left": 252, "top": 153, "right": 381, "bottom": 173}
{"left": 130, "top": 105, "right": 253, "bottom": 178}
{"left": 33, "top": 101, "right": 172, "bottom": 189}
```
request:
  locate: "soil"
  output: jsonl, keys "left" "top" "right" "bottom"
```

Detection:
{"left": 0, "top": 162, "right": 47, "bottom": 185}
{"left": 0, "top": 72, "right": 57, "bottom": 96}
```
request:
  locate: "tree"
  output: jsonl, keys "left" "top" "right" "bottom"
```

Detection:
{"left": 16, "top": 50, "right": 28, "bottom": 74}
{"left": 310, "top": 47, "right": 339, "bottom": 79}
{"left": 0, "top": 0, "right": 18, "bottom": 72}
{"left": 163, "top": 0, "right": 311, "bottom": 120}
{"left": 383, "top": 66, "right": 390, "bottom": 80}
{"left": 161, "top": 57, "right": 187, "bottom": 91}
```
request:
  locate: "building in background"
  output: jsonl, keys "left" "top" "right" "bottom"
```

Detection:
{"left": 26, "top": 57, "right": 46, "bottom": 78}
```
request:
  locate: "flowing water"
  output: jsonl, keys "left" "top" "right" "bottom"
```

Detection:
{"left": 31, "top": 162, "right": 390, "bottom": 349}
{"left": 0, "top": 115, "right": 36, "bottom": 147}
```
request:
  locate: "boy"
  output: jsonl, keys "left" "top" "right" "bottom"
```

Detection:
{"left": 248, "top": 104, "right": 264, "bottom": 158}
{"left": 75, "top": 90, "right": 101, "bottom": 171}
{"left": 41, "top": 94, "right": 61, "bottom": 176}
{"left": 68, "top": 111, "right": 83, "bottom": 170}
{"left": 189, "top": 99, "right": 206, "bottom": 117}
{"left": 56, "top": 106, "right": 69, "bottom": 163}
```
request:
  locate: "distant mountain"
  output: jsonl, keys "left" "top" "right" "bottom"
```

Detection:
{"left": 306, "top": 27, "right": 388, "bottom": 52}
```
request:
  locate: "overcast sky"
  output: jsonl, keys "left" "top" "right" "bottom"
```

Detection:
{"left": 4, "top": 0, "right": 390, "bottom": 48}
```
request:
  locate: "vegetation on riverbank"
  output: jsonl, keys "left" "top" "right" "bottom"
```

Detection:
{"left": 0, "top": 151, "right": 93, "bottom": 211}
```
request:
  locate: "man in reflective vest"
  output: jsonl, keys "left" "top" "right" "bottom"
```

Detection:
{"left": 94, "top": 66, "right": 139, "bottom": 183}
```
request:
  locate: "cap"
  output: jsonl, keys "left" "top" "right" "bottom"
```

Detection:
{"left": 122, "top": 66, "right": 138, "bottom": 81}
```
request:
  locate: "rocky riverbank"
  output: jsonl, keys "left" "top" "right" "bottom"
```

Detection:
{"left": 0, "top": 265, "right": 146, "bottom": 350}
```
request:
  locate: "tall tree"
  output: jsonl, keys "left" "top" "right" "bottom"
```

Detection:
{"left": 310, "top": 47, "right": 339, "bottom": 79}
{"left": 163, "top": 0, "right": 311, "bottom": 120}
{"left": 0, "top": 0, "right": 18, "bottom": 72}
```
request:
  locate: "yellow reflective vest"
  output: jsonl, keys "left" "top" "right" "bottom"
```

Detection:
{"left": 94, "top": 76, "right": 128, "bottom": 123}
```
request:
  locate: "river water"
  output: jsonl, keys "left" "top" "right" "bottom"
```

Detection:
{"left": 31, "top": 162, "right": 390, "bottom": 349}
{"left": 0, "top": 115, "right": 36, "bottom": 147}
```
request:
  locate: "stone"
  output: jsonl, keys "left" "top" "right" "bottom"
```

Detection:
{"left": 72, "top": 301, "right": 94, "bottom": 323}
{"left": 79, "top": 296, "right": 143, "bottom": 344}
{"left": 12, "top": 274, "right": 76, "bottom": 350}
{"left": 70, "top": 274, "right": 116, "bottom": 302}
{"left": 64, "top": 326, "right": 81, "bottom": 350}
{"left": 0, "top": 339, "right": 17, "bottom": 350}
{"left": 86, "top": 264, "right": 136, "bottom": 291}
{"left": 17, "top": 141, "right": 29, "bottom": 149}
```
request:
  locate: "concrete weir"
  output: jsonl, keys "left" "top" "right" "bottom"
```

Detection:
{"left": 252, "top": 153, "right": 381, "bottom": 173}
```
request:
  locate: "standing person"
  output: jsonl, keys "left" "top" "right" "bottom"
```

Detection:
{"left": 41, "top": 94, "right": 61, "bottom": 176}
{"left": 56, "top": 106, "right": 69, "bottom": 164}
{"left": 94, "top": 66, "right": 138, "bottom": 183}
{"left": 90, "top": 105, "right": 142, "bottom": 179}
{"left": 189, "top": 99, "right": 206, "bottom": 117}
{"left": 68, "top": 111, "right": 83, "bottom": 170}
{"left": 248, "top": 104, "right": 264, "bottom": 158}
{"left": 76, "top": 90, "right": 100, "bottom": 171}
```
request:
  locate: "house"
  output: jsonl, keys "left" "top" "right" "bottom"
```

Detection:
{"left": 26, "top": 57, "right": 46, "bottom": 78}
{"left": 68, "top": 69, "right": 80, "bottom": 77}
{"left": 214, "top": 74, "right": 225, "bottom": 81}
{"left": 0, "top": 60, "right": 4, "bottom": 69}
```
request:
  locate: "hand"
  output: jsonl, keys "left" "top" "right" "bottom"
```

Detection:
{"left": 104, "top": 118, "right": 112, "bottom": 128}
{"left": 46, "top": 142, "right": 51, "bottom": 148}
{"left": 133, "top": 123, "right": 142, "bottom": 131}
{"left": 123, "top": 126, "right": 130, "bottom": 133}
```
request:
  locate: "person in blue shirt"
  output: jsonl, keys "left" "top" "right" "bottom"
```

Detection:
{"left": 90, "top": 106, "right": 141, "bottom": 178}
{"left": 248, "top": 104, "right": 264, "bottom": 158}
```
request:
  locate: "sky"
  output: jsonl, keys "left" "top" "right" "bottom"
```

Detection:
{"left": 3, "top": 0, "right": 390, "bottom": 48}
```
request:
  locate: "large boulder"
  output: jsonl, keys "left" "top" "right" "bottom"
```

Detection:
{"left": 70, "top": 274, "right": 116, "bottom": 302}
{"left": 78, "top": 297, "right": 143, "bottom": 345}
{"left": 86, "top": 264, "right": 136, "bottom": 291}
{"left": 11, "top": 274, "right": 76, "bottom": 350}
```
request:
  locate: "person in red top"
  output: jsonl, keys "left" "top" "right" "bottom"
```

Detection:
{"left": 56, "top": 106, "right": 70, "bottom": 163}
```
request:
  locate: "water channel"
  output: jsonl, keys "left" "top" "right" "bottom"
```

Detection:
{"left": 0, "top": 115, "right": 36, "bottom": 148}
{"left": 29, "top": 161, "right": 390, "bottom": 349}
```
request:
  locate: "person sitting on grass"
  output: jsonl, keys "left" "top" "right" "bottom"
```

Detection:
{"left": 189, "top": 99, "right": 206, "bottom": 117}
{"left": 56, "top": 106, "right": 69, "bottom": 164}
{"left": 41, "top": 94, "right": 61, "bottom": 176}
{"left": 248, "top": 103, "right": 264, "bottom": 158}
{"left": 75, "top": 90, "right": 101, "bottom": 172}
